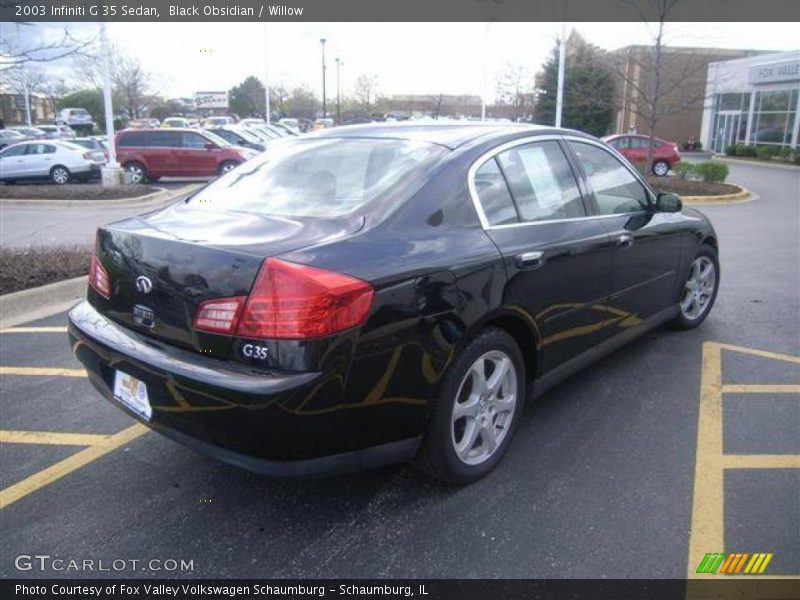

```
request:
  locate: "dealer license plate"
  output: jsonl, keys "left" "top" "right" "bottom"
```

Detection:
{"left": 113, "top": 370, "right": 152, "bottom": 420}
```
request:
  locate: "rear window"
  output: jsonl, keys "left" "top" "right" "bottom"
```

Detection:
{"left": 188, "top": 138, "right": 445, "bottom": 217}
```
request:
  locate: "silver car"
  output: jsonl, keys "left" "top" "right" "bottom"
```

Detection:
{"left": 36, "top": 124, "right": 77, "bottom": 140}
{"left": 0, "top": 140, "right": 106, "bottom": 184}
{"left": 0, "top": 129, "right": 27, "bottom": 149}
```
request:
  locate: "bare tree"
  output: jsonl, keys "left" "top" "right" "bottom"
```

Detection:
{"left": 354, "top": 74, "right": 379, "bottom": 112}
{"left": 76, "top": 45, "right": 151, "bottom": 119}
{"left": 0, "top": 23, "right": 95, "bottom": 74}
{"left": 610, "top": 0, "right": 713, "bottom": 172}
{"left": 495, "top": 62, "right": 535, "bottom": 121}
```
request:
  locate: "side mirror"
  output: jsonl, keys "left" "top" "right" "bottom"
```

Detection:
{"left": 656, "top": 192, "right": 682, "bottom": 213}
{"left": 204, "top": 142, "right": 217, "bottom": 150}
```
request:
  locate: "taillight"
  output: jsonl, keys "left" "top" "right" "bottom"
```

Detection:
{"left": 83, "top": 151, "right": 93, "bottom": 160}
{"left": 193, "top": 297, "right": 246, "bottom": 335}
{"left": 89, "top": 241, "right": 111, "bottom": 299}
{"left": 235, "top": 258, "right": 374, "bottom": 339}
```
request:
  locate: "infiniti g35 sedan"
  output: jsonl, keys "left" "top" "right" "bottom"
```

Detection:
{"left": 68, "top": 124, "right": 720, "bottom": 484}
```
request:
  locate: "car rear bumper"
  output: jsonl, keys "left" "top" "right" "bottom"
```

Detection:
{"left": 67, "top": 301, "right": 421, "bottom": 476}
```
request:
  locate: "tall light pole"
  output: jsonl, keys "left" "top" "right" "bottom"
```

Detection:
{"left": 320, "top": 38, "right": 327, "bottom": 119}
{"left": 555, "top": 21, "right": 567, "bottom": 128}
{"left": 100, "top": 21, "right": 123, "bottom": 186}
{"left": 335, "top": 58, "right": 342, "bottom": 125}
{"left": 263, "top": 23, "right": 271, "bottom": 124}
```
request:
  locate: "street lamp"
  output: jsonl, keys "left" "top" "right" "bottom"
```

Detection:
{"left": 335, "top": 58, "right": 342, "bottom": 125}
{"left": 320, "top": 38, "right": 327, "bottom": 119}
{"left": 100, "top": 21, "right": 123, "bottom": 187}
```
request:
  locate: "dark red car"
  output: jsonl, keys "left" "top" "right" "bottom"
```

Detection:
{"left": 602, "top": 134, "right": 680, "bottom": 176}
{"left": 116, "top": 128, "right": 257, "bottom": 183}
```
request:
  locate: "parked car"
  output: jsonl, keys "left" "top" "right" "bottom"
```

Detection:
{"left": 602, "top": 134, "right": 680, "bottom": 176}
{"left": 203, "top": 116, "right": 235, "bottom": 127}
{"left": 239, "top": 118, "right": 265, "bottom": 128}
{"left": 115, "top": 128, "right": 257, "bottom": 183}
{"left": 127, "top": 118, "right": 160, "bottom": 129}
{"left": 9, "top": 126, "right": 47, "bottom": 140}
{"left": 0, "top": 129, "right": 29, "bottom": 149}
{"left": 68, "top": 123, "right": 720, "bottom": 483}
{"left": 271, "top": 122, "right": 298, "bottom": 136}
{"left": 72, "top": 137, "right": 109, "bottom": 160}
{"left": 277, "top": 118, "right": 300, "bottom": 134}
{"left": 162, "top": 117, "right": 192, "bottom": 128}
{"left": 313, "top": 118, "right": 335, "bottom": 130}
{"left": 245, "top": 124, "right": 282, "bottom": 142}
{"left": 37, "top": 124, "right": 77, "bottom": 140}
{"left": 205, "top": 125, "right": 266, "bottom": 152}
{"left": 56, "top": 107, "right": 94, "bottom": 133}
{"left": 297, "top": 118, "right": 313, "bottom": 133}
{"left": 0, "top": 140, "right": 105, "bottom": 184}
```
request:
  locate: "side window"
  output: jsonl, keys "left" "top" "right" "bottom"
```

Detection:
{"left": 1, "top": 144, "right": 27, "bottom": 157}
{"left": 496, "top": 141, "right": 586, "bottom": 222}
{"left": 182, "top": 133, "right": 208, "bottom": 149}
{"left": 29, "top": 144, "right": 55, "bottom": 155}
{"left": 118, "top": 132, "right": 147, "bottom": 147}
{"left": 569, "top": 141, "right": 651, "bottom": 215}
{"left": 473, "top": 158, "right": 519, "bottom": 226}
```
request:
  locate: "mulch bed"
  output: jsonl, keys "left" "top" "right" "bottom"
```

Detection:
{"left": 646, "top": 176, "right": 741, "bottom": 196}
{"left": 0, "top": 184, "right": 158, "bottom": 200}
{"left": 0, "top": 246, "right": 91, "bottom": 295}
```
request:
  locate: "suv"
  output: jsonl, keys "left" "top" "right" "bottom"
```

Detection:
{"left": 116, "top": 128, "right": 256, "bottom": 183}
{"left": 56, "top": 108, "right": 94, "bottom": 134}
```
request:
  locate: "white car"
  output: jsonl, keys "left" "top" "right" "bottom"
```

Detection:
{"left": 238, "top": 118, "right": 265, "bottom": 128}
{"left": 36, "top": 124, "right": 77, "bottom": 140}
{"left": 277, "top": 118, "right": 300, "bottom": 134}
{"left": 0, "top": 140, "right": 106, "bottom": 184}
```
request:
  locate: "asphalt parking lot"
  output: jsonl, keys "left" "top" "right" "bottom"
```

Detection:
{"left": 0, "top": 161, "right": 797, "bottom": 581}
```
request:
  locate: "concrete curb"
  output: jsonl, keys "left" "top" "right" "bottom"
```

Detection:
{"left": 0, "top": 276, "right": 87, "bottom": 329}
{"left": 681, "top": 184, "right": 753, "bottom": 206}
{"left": 0, "top": 183, "right": 202, "bottom": 209}
{"left": 712, "top": 155, "right": 800, "bottom": 171}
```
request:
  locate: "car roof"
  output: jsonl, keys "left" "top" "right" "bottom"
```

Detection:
{"left": 309, "top": 122, "right": 558, "bottom": 149}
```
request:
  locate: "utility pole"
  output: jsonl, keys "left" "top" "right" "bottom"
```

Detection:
{"left": 264, "top": 23, "right": 271, "bottom": 124}
{"left": 100, "top": 21, "right": 123, "bottom": 186}
{"left": 555, "top": 20, "right": 567, "bottom": 128}
{"left": 335, "top": 58, "right": 342, "bottom": 125}
{"left": 320, "top": 38, "right": 327, "bottom": 119}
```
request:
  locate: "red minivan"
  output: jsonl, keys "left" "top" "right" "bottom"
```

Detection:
{"left": 116, "top": 128, "right": 255, "bottom": 183}
{"left": 602, "top": 134, "right": 680, "bottom": 177}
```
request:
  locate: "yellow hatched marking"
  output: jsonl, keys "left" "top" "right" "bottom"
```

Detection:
{"left": 0, "top": 430, "right": 111, "bottom": 446}
{"left": 0, "top": 366, "right": 86, "bottom": 378}
{"left": 0, "top": 327, "right": 67, "bottom": 333}
{"left": 0, "top": 424, "right": 147, "bottom": 509}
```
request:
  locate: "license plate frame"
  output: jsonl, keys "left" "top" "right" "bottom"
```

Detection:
{"left": 113, "top": 370, "right": 152, "bottom": 421}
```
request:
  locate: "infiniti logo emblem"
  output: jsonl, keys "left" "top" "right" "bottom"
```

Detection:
{"left": 135, "top": 276, "right": 153, "bottom": 294}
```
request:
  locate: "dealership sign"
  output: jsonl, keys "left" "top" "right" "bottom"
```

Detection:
{"left": 194, "top": 91, "right": 229, "bottom": 109}
{"left": 748, "top": 59, "right": 800, "bottom": 84}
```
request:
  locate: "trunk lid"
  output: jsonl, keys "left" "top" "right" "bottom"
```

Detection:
{"left": 92, "top": 203, "right": 363, "bottom": 358}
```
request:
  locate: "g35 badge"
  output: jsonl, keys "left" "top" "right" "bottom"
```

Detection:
{"left": 241, "top": 343, "right": 269, "bottom": 361}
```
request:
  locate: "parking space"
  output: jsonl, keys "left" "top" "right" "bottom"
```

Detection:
{"left": 0, "top": 161, "right": 798, "bottom": 581}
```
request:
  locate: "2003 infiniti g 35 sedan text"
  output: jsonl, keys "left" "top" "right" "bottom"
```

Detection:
{"left": 68, "top": 123, "right": 720, "bottom": 483}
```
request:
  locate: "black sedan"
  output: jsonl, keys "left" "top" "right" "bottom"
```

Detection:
{"left": 68, "top": 124, "right": 720, "bottom": 484}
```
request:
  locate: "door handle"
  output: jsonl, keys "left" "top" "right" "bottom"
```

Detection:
{"left": 515, "top": 250, "right": 545, "bottom": 269}
{"left": 616, "top": 234, "right": 634, "bottom": 248}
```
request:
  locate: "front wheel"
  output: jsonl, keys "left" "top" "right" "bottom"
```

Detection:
{"left": 417, "top": 327, "right": 525, "bottom": 484}
{"left": 50, "top": 166, "right": 70, "bottom": 185}
{"left": 124, "top": 161, "right": 147, "bottom": 184}
{"left": 218, "top": 160, "right": 239, "bottom": 176}
{"left": 670, "top": 244, "right": 720, "bottom": 330}
{"left": 652, "top": 160, "right": 670, "bottom": 177}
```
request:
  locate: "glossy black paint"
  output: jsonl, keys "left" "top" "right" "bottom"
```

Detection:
{"left": 68, "top": 123, "right": 718, "bottom": 476}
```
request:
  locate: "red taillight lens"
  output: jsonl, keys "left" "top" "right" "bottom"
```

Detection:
{"left": 89, "top": 245, "right": 111, "bottom": 299}
{"left": 193, "top": 297, "right": 246, "bottom": 335}
{"left": 235, "top": 258, "right": 374, "bottom": 339}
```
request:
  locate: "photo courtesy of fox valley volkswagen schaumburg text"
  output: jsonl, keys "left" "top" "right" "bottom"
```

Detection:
{"left": 1, "top": 0, "right": 798, "bottom": 598}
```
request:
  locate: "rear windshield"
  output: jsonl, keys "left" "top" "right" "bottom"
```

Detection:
{"left": 188, "top": 138, "right": 445, "bottom": 217}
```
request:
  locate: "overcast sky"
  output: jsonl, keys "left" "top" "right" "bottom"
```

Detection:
{"left": 17, "top": 22, "right": 800, "bottom": 99}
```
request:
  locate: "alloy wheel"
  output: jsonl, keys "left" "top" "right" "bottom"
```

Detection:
{"left": 451, "top": 350, "right": 518, "bottom": 466}
{"left": 681, "top": 256, "right": 716, "bottom": 320}
{"left": 220, "top": 162, "right": 237, "bottom": 174}
{"left": 51, "top": 167, "right": 69, "bottom": 185}
{"left": 126, "top": 164, "right": 145, "bottom": 184}
{"left": 653, "top": 161, "right": 669, "bottom": 176}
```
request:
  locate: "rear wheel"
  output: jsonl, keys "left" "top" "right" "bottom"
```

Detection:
{"left": 218, "top": 160, "right": 238, "bottom": 176}
{"left": 124, "top": 161, "right": 147, "bottom": 184}
{"left": 669, "top": 244, "right": 719, "bottom": 330}
{"left": 417, "top": 327, "right": 525, "bottom": 484}
{"left": 652, "top": 160, "right": 670, "bottom": 177}
{"left": 50, "top": 166, "right": 70, "bottom": 185}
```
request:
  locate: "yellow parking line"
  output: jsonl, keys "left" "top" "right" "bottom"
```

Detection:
{"left": 721, "top": 384, "right": 800, "bottom": 394}
{"left": 723, "top": 454, "right": 800, "bottom": 469}
{"left": 0, "top": 366, "right": 86, "bottom": 378}
{"left": 0, "top": 327, "right": 67, "bottom": 333}
{"left": 0, "top": 424, "right": 148, "bottom": 509}
{"left": 716, "top": 343, "right": 800, "bottom": 364}
{"left": 0, "top": 430, "right": 111, "bottom": 446}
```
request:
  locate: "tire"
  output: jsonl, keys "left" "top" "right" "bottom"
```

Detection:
{"left": 669, "top": 244, "right": 720, "bottom": 330}
{"left": 218, "top": 160, "right": 239, "bottom": 176}
{"left": 652, "top": 160, "right": 670, "bottom": 177}
{"left": 50, "top": 165, "right": 70, "bottom": 185}
{"left": 416, "top": 327, "right": 525, "bottom": 484}
{"left": 148, "top": 176, "right": 161, "bottom": 182}
{"left": 124, "top": 161, "right": 147, "bottom": 184}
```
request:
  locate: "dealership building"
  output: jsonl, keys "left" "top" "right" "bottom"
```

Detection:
{"left": 701, "top": 50, "right": 800, "bottom": 153}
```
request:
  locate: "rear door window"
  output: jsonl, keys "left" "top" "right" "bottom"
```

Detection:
{"left": 473, "top": 158, "right": 519, "bottom": 226}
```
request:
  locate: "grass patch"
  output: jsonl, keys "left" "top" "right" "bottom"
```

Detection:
{"left": 0, "top": 246, "right": 91, "bottom": 295}
{"left": 0, "top": 184, "right": 158, "bottom": 200}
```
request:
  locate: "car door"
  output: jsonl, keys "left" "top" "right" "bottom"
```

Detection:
{"left": 0, "top": 143, "right": 30, "bottom": 178}
{"left": 148, "top": 130, "right": 182, "bottom": 176}
{"left": 471, "top": 137, "right": 616, "bottom": 373}
{"left": 178, "top": 132, "right": 218, "bottom": 176}
{"left": 566, "top": 139, "right": 683, "bottom": 324}
{"left": 26, "top": 143, "right": 60, "bottom": 177}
